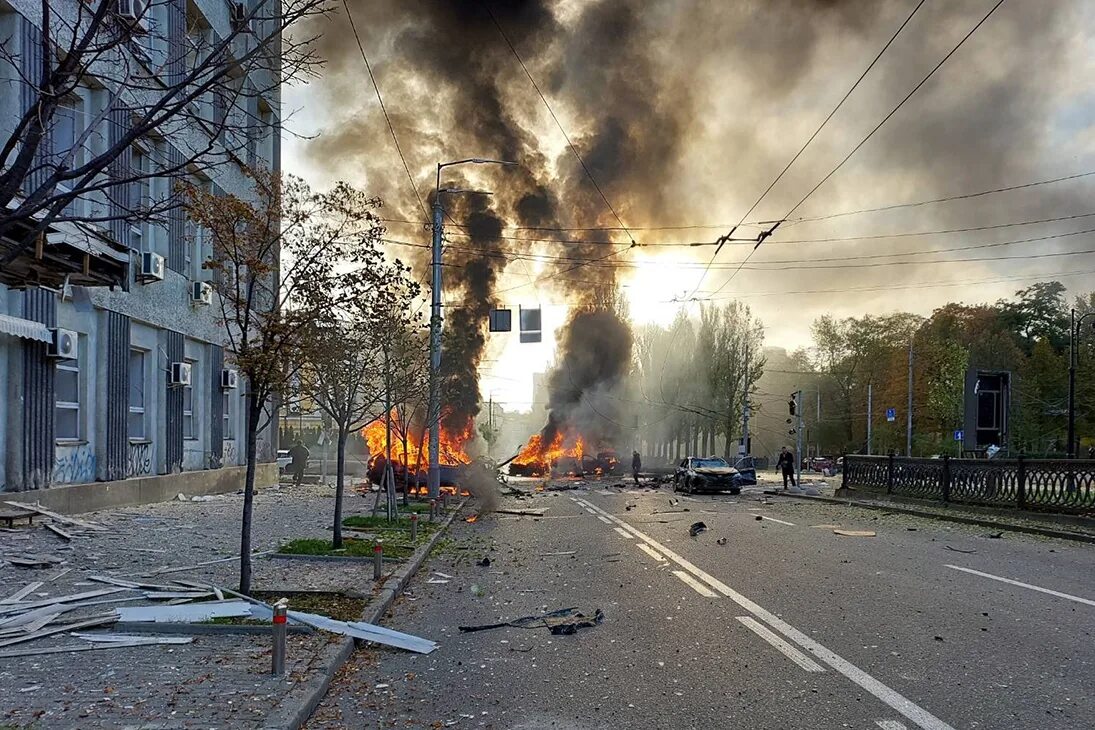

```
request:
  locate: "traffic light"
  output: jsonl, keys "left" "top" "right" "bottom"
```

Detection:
{"left": 788, "top": 396, "right": 797, "bottom": 416}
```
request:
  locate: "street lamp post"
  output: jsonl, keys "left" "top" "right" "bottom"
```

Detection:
{"left": 427, "top": 158, "right": 516, "bottom": 499}
{"left": 1066, "top": 308, "right": 1095, "bottom": 459}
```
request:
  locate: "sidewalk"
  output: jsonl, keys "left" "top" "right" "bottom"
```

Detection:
{"left": 0, "top": 483, "right": 442, "bottom": 729}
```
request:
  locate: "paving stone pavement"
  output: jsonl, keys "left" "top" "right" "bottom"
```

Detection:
{"left": 0, "top": 482, "right": 390, "bottom": 729}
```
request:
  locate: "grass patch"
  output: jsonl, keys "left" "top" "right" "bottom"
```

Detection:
{"left": 252, "top": 591, "right": 367, "bottom": 622}
{"left": 342, "top": 514, "right": 439, "bottom": 532}
{"left": 278, "top": 536, "right": 418, "bottom": 560}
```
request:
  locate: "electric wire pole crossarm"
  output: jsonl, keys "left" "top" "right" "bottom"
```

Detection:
{"left": 426, "top": 157, "right": 518, "bottom": 499}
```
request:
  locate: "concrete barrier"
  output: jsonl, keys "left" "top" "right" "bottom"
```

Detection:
{"left": 2, "top": 463, "right": 278, "bottom": 514}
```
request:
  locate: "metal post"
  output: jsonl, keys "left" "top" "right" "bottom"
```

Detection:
{"left": 741, "top": 342, "right": 750, "bottom": 458}
{"left": 271, "top": 600, "right": 287, "bottom": 676}
{"left": 795, "top": 390, "right": 803, "bottom": 487}
{"left": 410, "top": 513, "right": 418, "bottom": 542}
{"left": 941, "top": 454, "right": 951, "bottom": 504}
{"left": 442, "top": 491, "right": 449, "bottom": 511}
{"left": 886, "top": 452, "right": 895, "bottom": 494}
{"left": 427, "top": 174, "right": 444, "bottom": 499}
{"left": 906, "top": 340, "right": 914, "bottom": 457}
{"left": 1016, "top": 452, "right": 1027, "bottom": 509}
{"left": 866, "top": 382, "right": 873, "bottom": 456}
{"left": 429, "top": 499, "right": 437, "bottom": 522}
{"left": 373, "top": 541, "right": 383, "bottom": 581}
{"left": 1067, "top": 308, "right": 1076, "bottom": 459}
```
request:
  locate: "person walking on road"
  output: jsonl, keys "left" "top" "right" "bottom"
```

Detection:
{"left": 289, "top": 440, "right": 310, "bottom": 486}
{"left": 777, "top": 446, "right": 796, "bottom": 489}
{"left": 631, "top": 450, "right": 642, "bottom": 485}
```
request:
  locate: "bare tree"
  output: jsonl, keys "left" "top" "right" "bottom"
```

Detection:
{"left": 183, "top": 170, "right": 385, "bottom": 594}
{"left": 300, "top": 266, "right": 422, "bottom": 547}
{"left": 0, "top": 0, "right": 329, "bottom": 272}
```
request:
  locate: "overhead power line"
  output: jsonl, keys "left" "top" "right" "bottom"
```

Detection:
{"left": 781, "top": 0, "right": 1008, "bottom": 221}
{"left": 342, "top": 0, "right": 429, "bottom": 223}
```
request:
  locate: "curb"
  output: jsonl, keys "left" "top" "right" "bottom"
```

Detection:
{"left": 766, "top": 491, "right": 1095, "bottom": 544}
{"left": 264, "top": 501, "right": 466, "bottom": 730}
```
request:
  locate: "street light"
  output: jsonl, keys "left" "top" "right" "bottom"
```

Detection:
{"left": 1067, "top": 308, "right": 1095, "bottom": 459}
{"left": 427, "top": 158, "right": 517, "bottom": 498}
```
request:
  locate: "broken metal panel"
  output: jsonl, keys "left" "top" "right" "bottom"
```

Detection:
{"left": 103, "top": 311, "right": 130, "bottom": 481}
{"left": 519, "top": 306, "right": 542, "bottom": 343}
{"left": 19, "top": 287, "right": 56, "bottom": 491}
{"left": 963, "top": 369, "right": 1012, "bottom": 452}
{"left": 165, "top": 330, "right": 184, "bottom": 473}
{"left": 209, "top": 344, "right": 224, "bottom": 467}
{"left": 489, "top": 308, "right": 512, "bottom": 332}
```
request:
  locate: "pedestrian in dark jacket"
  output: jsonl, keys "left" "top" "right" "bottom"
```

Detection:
{"left": 777, "top": 447, "right": 796, "bottom": 489}
{"left": 289, "top": 440, "right": 310, "bottom": 486}
{"left": 631, "top": 451, "right": 642, "bottom": 485}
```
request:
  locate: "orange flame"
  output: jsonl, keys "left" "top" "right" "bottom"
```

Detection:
{"left": 362, "top": 409, "right": 472, "bottom": 473}
{"left": 511, "top": 430, "right": 587, "bottom": 475}
{"left": 465, "top": 514, "right": 479, "bottom": 523}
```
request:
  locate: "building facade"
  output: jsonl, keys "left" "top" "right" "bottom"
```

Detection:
{"left": 0, "top": 0, "right": 279, "bottom": 497}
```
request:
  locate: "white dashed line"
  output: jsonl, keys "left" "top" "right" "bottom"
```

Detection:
{"left": 877, "top": 721, "right": 909, "bottom": 730}
{"left": 575, "top": 496, "right": 954, "bottom": 730}
{"left": 945, "top": 565, "right": 1095, "bottom": 607}
{"left": 613, "top": 527, "right": 633, "bottom": 539}
{"left": 672, "top": 570, "right": 718, "bottom": 597}
{"left": 758, "top": 515, "right": 796, "bottom": 526}
{"left": 737, "top": 616, "right": 825, "bottom": 673}
{"left": 596, "top": 515, "right": 612, "bottom": 524}
{"left": 636, "top": 543, "right": 666, "bottom": 562}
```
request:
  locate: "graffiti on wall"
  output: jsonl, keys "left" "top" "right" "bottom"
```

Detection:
{"left": 224, "top": 440, "right": 238, "bottom": 466}
{"left": 53, "top": 444, "right": 96, "bottom": 484}
{"left": 256, "top": 438, "right": 272, "bottom": 462}
{"left": 126, "top": 442, "right": 153, "bottom": 478}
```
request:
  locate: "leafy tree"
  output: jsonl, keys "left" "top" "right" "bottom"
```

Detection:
{"left": 184, "top": 171, "right": 385, "bottom": 594}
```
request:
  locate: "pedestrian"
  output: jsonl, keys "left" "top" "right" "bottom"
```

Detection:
{"left": 777, "top": 446, "right": 796, "bottom": 489}
{"left": 288, "top": 439, "right": 310, "bottom": 486}
{"left": 631, "top": 450, "right": 642, "bottom": 485}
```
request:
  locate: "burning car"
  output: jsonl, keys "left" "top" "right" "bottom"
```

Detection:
{"left": 673, "top": 456, "right": 757, "bottom": 495}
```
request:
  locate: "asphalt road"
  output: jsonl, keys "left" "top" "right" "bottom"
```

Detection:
{"left": 308, "top": 479, "right": 1095, "bottom": 729}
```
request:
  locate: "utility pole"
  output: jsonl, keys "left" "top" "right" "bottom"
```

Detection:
{"left": 906, "top": 339, "right": 914, "bottom": 457}
{"left": 427, "top": 158, "right": 516, "bottom": 499}
{"left": 488, "top": 394, "right": 494, "bottom": 461}
{"left": 816, "top": 387, "right": 821, "bottom": 458}
{"left": 426, "top": 184, "right": 444, "bottom": 499}
{"left": 866, "top": 382, "right": 873, "bottom": 455}
{"left": 741, "top": 342, "right": 750, "bottom": 458}
{"left": 1068, "top": 309, "right": 1095, "bottom": 458}
{"left": 795, "top": 390, "right": 803, "bottom": 486}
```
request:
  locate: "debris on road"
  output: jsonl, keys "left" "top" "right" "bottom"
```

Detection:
{"left": 495, "top": 509, "right": 546, "bottom": 517}
{"left": 755, "top": 515, "right": 763, "bottom": 521}
{"left": 476, "top": 557, "right": 492, "bottom": 567}
{"left": 458, "top": 607, "right": 604, "bottom": 635}
{"left": 716, "top": 537, "right": 728, "bottom": 546}
{"left": 943, "top": 545, "right": 977, "bottom": 554}
{"left": 833, "top": 529, "right": 876, "bottom": 537}
{"left": 983, "top": 531, "right": 1005, "bottom": 539}
{"left": 542, "top": 551, "right": 577, "bottom": 556}
{"left": 115, "top": 600, "right": 252, "bottom": 623}
{"left": 689, "top": 521, "right": 708, "bottom": 537}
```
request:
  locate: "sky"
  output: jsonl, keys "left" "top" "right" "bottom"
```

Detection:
{"left": 280, "top": 0, "right": 1095, "bottom": 414}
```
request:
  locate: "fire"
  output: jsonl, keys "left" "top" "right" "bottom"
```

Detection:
{"left": 510, "top": 431, "right": 587, "bottom": 476}
{"left": 362, "top": 409, "right": 472, "bottom": 489}
{"left": 465, "top": 514, "right": 479, "bottom": 523}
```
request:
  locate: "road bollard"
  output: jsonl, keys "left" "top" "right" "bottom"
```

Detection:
{"left": 373, "top": 541, "right": 383, "bottom": 581}
{"left": 271, "top": 600, "right": 287, "bottom": 676}
{"left": 429, "top": 499, "right": 437, "bottom": 522}
{"left": 410, "top": 513, "right": 418, "bottom": 541}
{"left": 442, "top": 492, "right": 450, "bottom": 511}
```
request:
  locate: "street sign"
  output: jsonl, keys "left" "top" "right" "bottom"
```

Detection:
{"left": 953, "top": 430, "right": 964, "bottom": 442}
{"left": 885, "top": 408, "right": 896, "bottom": 422}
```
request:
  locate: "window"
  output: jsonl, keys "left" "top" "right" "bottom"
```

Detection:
{"left": 130, "top": 145, "right": 151, "bottom": 253}
{"left": 128, "top": 349, "right": 146, "bottom": 439}
{"left": 55, "top": 339, "right": 81, "bottom": 441}
{"left": 223, "top": 391, "right": 234, "bottom": 440}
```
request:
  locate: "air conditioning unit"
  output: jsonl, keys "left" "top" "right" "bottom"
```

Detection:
{"left": 191, "top": 281, "right": 213, "bottom": 306}
{"left": 170, "top": 362, "right": 192, "bottom": 387}
{"left": 115, "top": 0, "right": 148, "bottom": 31}
{"left": 48, "top": 328, "right": 78, "bottom": 360}
{"left": 221, "top": 368, "right": 239, "bottom": 389}
{"left": 139, "top": 251, "right": 164, "bottom": 282}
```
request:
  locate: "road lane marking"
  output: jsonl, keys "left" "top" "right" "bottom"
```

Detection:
{"left": 636, "top": 543, "right": 666, "bottom": 562}
{"left": 737, "top": 616, "right": 825, "bottom": 673}
{"left": 877, "top": 721, "right": 909, "bottom": 730}
{"left": 945, "top": 565, "right": 1095, "bottom": 607}
{"left": 596, "top": 515, "right": 612, "bottom": 525}
{"left": 759, "top": 515, "right": 796, "bottom": 526}
{"left": 672, "top": 570, "right": 719, "bottom": 597}
{"left": 575, "top": 496, "right": 954, "bottom": 730}
{"left": 613, "top": 527, "right": 633, "bottom": 539}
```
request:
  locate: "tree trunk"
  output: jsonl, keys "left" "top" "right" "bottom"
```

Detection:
{"left": 332, "top": 426, "right": 348, "bottom": 549}
{"left": 401, "top": 425, "right": 410, "bottom": 506}
{"left": 239, "top": 401, "right": 262, "bottom": 595}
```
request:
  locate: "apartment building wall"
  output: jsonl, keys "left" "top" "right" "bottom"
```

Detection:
{"left": 0, "top": 0, "right": 278, "bottom": 499}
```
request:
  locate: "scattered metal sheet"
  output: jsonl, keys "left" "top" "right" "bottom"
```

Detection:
{"left": 833, "top": 529, "right": 877, "bottom": 537}
{"left": 284, "top": 610, "right": 439, "bottom": 654}
{"left": 0, "top": 582, "right": 44, "bottom": 604}
{"left": 43, "top": 524, "right": 73, "bottom": 541}
{"left": 0, "top": 638, "right": 192, "bottom": 659}
{"left": 116, "top": 600, "right": 252, "bottom": 623}
{"left": 143, "top": 591, "right": 214, "bottom": 600}
{"left": 0, "top": 613, "right": 118, "bottom": 649}
{"left": 459, "top": 607, "right": 604, "bottom": 636}
{"left": 0, "top": 587, "right": 129, "bottom": 615}
{"left": 71, "top": 632, "right": 193, "bottom": 644}
{"left": 1, "top": 502, "right": 106, "bottom": 531}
